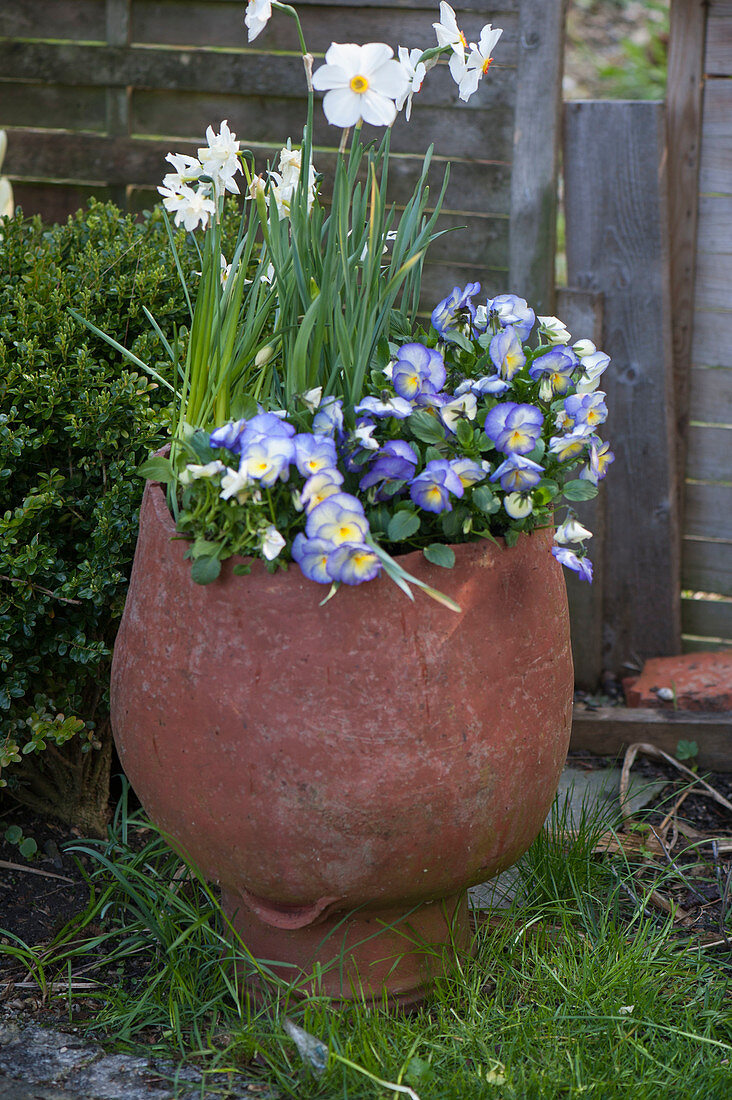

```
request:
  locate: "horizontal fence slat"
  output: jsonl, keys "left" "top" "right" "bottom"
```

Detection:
{"left": 694, "top": 251, "right": 732, "bottom": 311}
{"left": 10, "top": 181, "right": 116, "bottom": 223}
{"left": 0, "top": 40, "right": 515, "bottom": 111}
{"left": 682, "top": 594, "right": 732, "bottom": 639}
{"left": 706, "top": 0, "right": 732, "bottom": 76}
{"left": 248, "top": 0, "right": 519, "bottom": 9}
{"left": 681, "top": 636, "right": 732, "bottom": 652}
{"left": 0, "top": 0, "right": 106, "bottom": 41}
{"left": 699, "top": 77, "right": 732, "bottom": 194}
{"left": 693, "top": 308, "right": 732, "bottom": 367}
{"left": 3, "top": 131, "right": 512, "bottom": 216}
{"left": 130, "top": 1, "right": 519, "bottom": 59}
{"left": 420, "top": 262, "right": 507, "bottom": 305}
{"left": 689, "top": 365, "right": 732, "bottom": 424}
{"left": 571, "top": 708, "right": 732, "bottom": 771}
{"left": 682, "top": 537, "right": 732, "bottom": 596}
{"left": 0, "top": 81, "right": 107, "bottom": 133}
{"left": 684, "top": 481, "right": 732, "bottom": 541}
{"left": 685, "top": 424, "right": 732, "bottom": 482}
{"left": 129, "top": 89, "right": 514, "bottom": 162}
{"left": 697, "top": 194, "right": 732, "bottom": 253}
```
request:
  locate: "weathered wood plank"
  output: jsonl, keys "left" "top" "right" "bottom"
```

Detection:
{"left": 686, "top": 424, "right": 732, "bottom": 482}
{"left": 0, "top": 40, "right": 515, "bottom": 111}
{"left": 570, "top": 707, "right": 732, "bottom": 772}
{"left": 106, "top": 0, "right": 131, "bottom": 143}
{"left": 556, "top": 286, "right": 605, "bottom": 690}
{"left": 2, "top": 130, "right": 512, "bottom": 215}
{"left": 508, "top": 0, "right": 565, "bottom": 315}
{"left": 684, "top": 481, "right": 732, "bottom": 541}
{"left": 667, "top": 0, "right": 707, "bottom": 527}
{"left": 682, "top": 594, "right": 732, "bottom": 639}
{"left": 419, "top": 261, "right": 506, "bottom": 307}
{"left": 129, "top": 88, "right": 515, "bottom": 162}
{"left": 706, "top": 0, "right": 732, "bottom": 76}
{"left": 0, "top": 82, "right": 107, "bottom": 132}
{"left": 681, "top": 635, "right": 732, "bottom": 651}
{"left": 695, "top": 251, "right": 732, "bottom": 312}
{"left": 130, "top": 1, "right": 520, "bottom": 59}
{"left": 698, "top": 77, "right": 732, "bottom": 194}
{"left": 10, "top": 181, "right": 115, "bottom": 223}
{"left": 692, "top": 308, "right": 732, "bottom": 367}
{"left": 564, "top": 100, "right": 681, "bottom": 672}
{"left": 696, "top": 195, "right": 732, "bottom": 253}
{"left": 689, "top": 365, "right": 732, "bottom": 424}
{"left": 0, "top": 0, "right": 106, "bottom": 41}
{"left": 682, "top": 537, "right": 732, "bottom": 595}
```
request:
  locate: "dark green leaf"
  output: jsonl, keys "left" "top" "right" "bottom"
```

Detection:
{"left": 423, "top": 544, "right": 455, "bottom": 568}
{"left": 408, "top": 409, "right": 447, "bottom": 445}
{"left": 19, "top": 837, "right": 38, "bottom": 859}
{"left": 504, "top": 528, "right": 520, "bottom": 548}
{"left": 455, "top": 419, "right": 473, "bottom": 448}
{"left": 472, "top": 485, "right": 500, "bottom": 515}
{"left": 137, "top": 456, "right": 175, "bottom": 484}
{"left": 387, "top": 510, "right": 421, "bottom": 541}
{"left": 563, "top": 479, "right": 598, "bottom": 501}
{"left": 190, "top": 556, "right": 222, "bottom": 585}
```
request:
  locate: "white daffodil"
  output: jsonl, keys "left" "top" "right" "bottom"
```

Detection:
{"left": 432, "top": 2, "right": 469, "bottom": 86}
{"left": 0, "top": 130, "right": 12, "bottom": 221}
{"left": 554, "top": 517, "right": 593, "bottom": 544}
{"left": 396, "top": 47, "right": 426, "bottom": 121}
{"left": 158, "top": 184, "right": 216, "bottom": 232}
{"left": 455, "top": 24, "right": 503, "bottom": 102}
{"left": 312, "top": 42, "right": 410, "bottom": 128}
{"left": 261, "top": 524, "right": 286, "bottom": 561}
{"left": 538, "top": 315, "right": 572, "bottom": 345}
{"left": 198, "top": 120, "right": 241, "bottom": 197}
{"left": 244, "top": 0, "right": 272, "bottom": 43}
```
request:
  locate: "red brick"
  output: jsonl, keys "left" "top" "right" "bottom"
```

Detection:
{"left": 624, "top": 652, "right": 732, "bottom": 712}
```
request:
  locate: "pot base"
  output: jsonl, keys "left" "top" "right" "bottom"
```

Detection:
{"left": 221, "top": 890, "right": 470, "bottom": 1007}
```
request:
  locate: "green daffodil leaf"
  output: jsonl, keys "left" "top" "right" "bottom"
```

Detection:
{"left": 563, "top": 479, "right": 599, "bottom": 501}
{"left": 423, "top": 544, "right": 456, "bottom": 568}
{"left": 387, "top": 510, "right": 421, "bottom": 542}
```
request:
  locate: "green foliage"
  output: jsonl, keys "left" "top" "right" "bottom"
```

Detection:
{"left": 3, "top": 822, "right": 38, "bottom": 859}
{"left": 0, "top": 199, "right": 237, "bottom": 817}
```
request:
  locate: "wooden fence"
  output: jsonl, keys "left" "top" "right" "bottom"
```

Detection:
{"left": 0, "top": 0, "right": 564, "bottom": 313}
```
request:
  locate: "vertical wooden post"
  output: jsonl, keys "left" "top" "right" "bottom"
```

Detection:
{"left": 563, "top": 100, "right": 681, "bottom": 674}
{"left": 556, "top": 287, "right": 605, "bottom": 689}
{"left": 666, "top": 0, "right": 708, "bottom": 526}
{"left": 106, "top": 0, "right": 130, "bottom": 209}
{"left": 509, "top": 0, "right": 567, "bottom": 315}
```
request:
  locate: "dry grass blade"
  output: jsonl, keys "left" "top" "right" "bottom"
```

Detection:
{"left": 619, "top": 742, "right": 732, "bottom": 819}
{"left": 0, "top": 859, "right": 74, "bottom": 883}
{"left": 591, "top": 830, "right": 665, "bottom": 859}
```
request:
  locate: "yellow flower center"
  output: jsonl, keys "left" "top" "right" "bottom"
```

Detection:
{"left": 350, "top": 74, "right": 369, "bottom": 94}
{"left": 482, "top": 56, "right": 493, "bottom": 75}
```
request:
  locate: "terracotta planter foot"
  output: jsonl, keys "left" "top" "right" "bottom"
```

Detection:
{"left": 221, "top": 889, "right": 470, "bottom": 1008}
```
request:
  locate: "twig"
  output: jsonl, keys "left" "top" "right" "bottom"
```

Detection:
{"left": 0, "top": 860, "right": 74, "bottom": 883}
{"left": 1, "top": 980, "right": 99, "bottom": 991}
{"left": 620, "top": 742, "right": 732, "bottom": 817}
{"left": 0, "top": 575, "right": 82, "bottom": 606}
{"left": 648, "top": 826, "right": 711, "bottom": 907}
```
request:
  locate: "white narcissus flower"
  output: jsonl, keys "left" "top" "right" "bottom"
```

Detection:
{"left": 555, "top": 517, "right": 593, "bottom": 544}
{"left": 396, "top": 47, "right": 427, "bottom": 120}
{"left": 270, "top": 144, "right": 317, "bottom": 216}
{"left": 261, "top": 524, "right": 286, "bottom": 561}
{"left": 198, "top": 120, "right": 241, "bottom": 197}
{"left": 455, "top": 24, "right": 503, "bottom": 102}
{"left": 432, "top": 2, "right": 468, "bottom": 86}
{"left": 312, "top": 43, "right": 410, "bottom": 128}
{"left": 158, "top": 184, "right": 216, "bottom": 232}
{"left": 244, "top": 0, "right": 272, "bottom": 43}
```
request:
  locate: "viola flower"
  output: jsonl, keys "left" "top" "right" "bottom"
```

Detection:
{"left": 455, "top": 24, "right": 503, "bottom": 102}
{"left": 300, "top": 469, "right": 344, "bottom": 512}
{"left": 178, "top": 460, "right": 226, "bottom": 485}
{"left": 300, "top": 386, "right": 323, "bottom": 413}
{"left": 486, "top": 294, "right": 535, "bottom": 340}
{"left": 198, "top": 120, "right": 241, "bottom": 197}
{"left": 573, "top": 339, "right": 596, "bottom": 359}
{"left": 432, "top": 282, "right": 481, "bottom": 339}
{"left": 396, "top": 47, "right": 427, "bottom": 121}
{"left": 306, "top": 493, "right": 370, "bottom": 545}
{"left": 219, "top": 467, "right": 254, "bottom": 503}
{"left": 548, "top": 426, "right": 593, "bottom": 463}
{"left": 291, "top": 534, "right": 333, "bottom": 584}
{"left": 562, "top": 391, "right": 608, "bottom": 431}
{"left": 312, "top": 43, "right": 410, "bottom": 128}
{"left": 455, "top": 375, "right": 510, "bottom": 398}
{"left": 327, "top": 543, "right": 383, "bottom": 585}
{"left": 410, "top": 460, "right": 464, "bottom": 513}
{"left": 528, "top": 347, "right": 578, "bottom": 396}
{"left": 552, "top": 546, "right": 593, "bottom": 583}
{"left": 484, "top": 403, "right": 544, "bottom": 455}
{"left": 312, "top": 396, "right": 344, "bottom": 437}
{"left": 555, "top": 517, "right": 593, "bottom": 544}
{"left": 579, "top": 439, "right": 615, "bottom": 483}
{"left": 392, "top": 342, "right": 446, "bottom": 401}
{"left": 244, "top": 0, "right": 272, "bottom": 42}
{"left": 293, "top": 433, "right": 338, "bottom": 478}
{"left": 449, "top": 457, "right": 488, "bottom": 488}
{"left": 433, "top": 2, "right": 469, "bottom": 86}
{"left": 504, "top": 492, "right": 534, "bottom": 519}
{"left": 351, "top": 420, "right": 380, "bottom": 452}
{"left": 490, "top": 454, "right": 544, "bottom": 493}
{"left": 537, "top": 315, "right": 572, "bottom": 345}
{"left": 575, "top": 350, "right": 611, "bottom": 393}
{"left": 239, "top": 435, "right": 295, "bottom": 487}
{"left": 260, "top": 524, "right": 286, "bottom": 561}
{"left": 354, "top": 395, "right": 412, "bottom": 419}
{"left": 359, "top": 440, "right": 419, "bottom": 494}
{"left": 209, "top": 418, "right": 250, "bottom": 453}
{"left": 489, "top": 326, "right": 526, "bottom": 381}
{"left": 440, "top": 392, "right": 477, "bottom": 433}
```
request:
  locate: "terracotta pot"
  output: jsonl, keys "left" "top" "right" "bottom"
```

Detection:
{"left": 111, "top": 479, "right": 573, "bottom": 1005}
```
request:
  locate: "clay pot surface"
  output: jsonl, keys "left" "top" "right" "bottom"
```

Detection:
{"left": 112, "top": 480, "right": 573, "bottom": 915}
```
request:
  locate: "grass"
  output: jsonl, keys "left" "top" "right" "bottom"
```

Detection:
{"left": 2, "top": 783, "right": 731, "bottom": 1099}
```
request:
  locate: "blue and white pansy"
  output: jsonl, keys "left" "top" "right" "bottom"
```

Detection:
{"left": 175, "top": 287, "right": 613, "bottom": 593}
